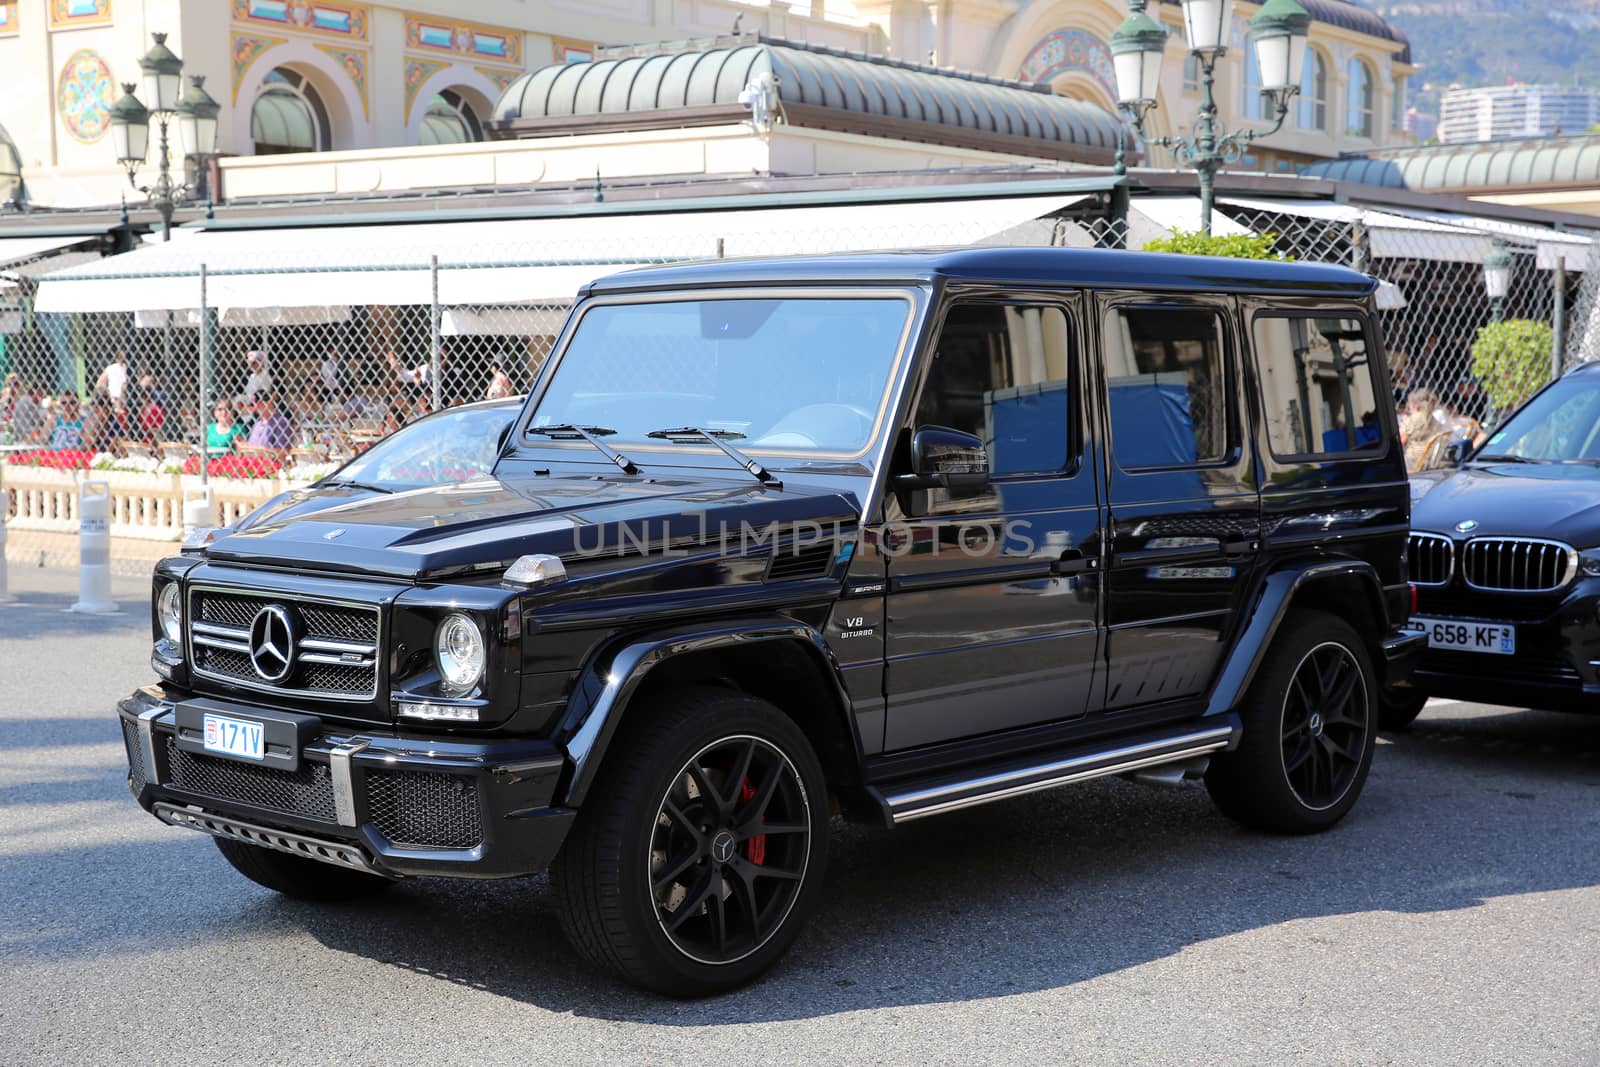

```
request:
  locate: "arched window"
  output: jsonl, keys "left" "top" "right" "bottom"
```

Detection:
{"left": 419, "top": 89, "right": 482, "bottom": 146}
{"left": 1242, "top": 41, "right": 1265, "bottom": 119}
{"left": 250, "top": 68, "right": 331, "bottom": 155}
{"left": 1346, "top": 59, "right": 1374, "bottom": 138}
{"left": 1182, "top": 54, "right": 1200, "bottom": 93}
{"left": 1299, "top": 49, "right": 1327, "bottom": 130}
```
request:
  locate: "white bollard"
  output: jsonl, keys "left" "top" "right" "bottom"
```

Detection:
{"left": 0, "top": 501, "right": 15, "bottom": 604}
{"left": 69, "top": 480, "right": 118, "bottom": 614}
{"left": 182, "top": 484, "right": 215, "bottom": 543}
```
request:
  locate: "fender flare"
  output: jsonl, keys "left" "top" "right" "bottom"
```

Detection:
{"left": 557, "top": 618, "right": 858, "bottom": 807}
{"left": 1204, "top": 560, "right": 1388, "bottom": 717}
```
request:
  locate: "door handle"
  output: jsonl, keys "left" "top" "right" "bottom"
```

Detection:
{"left": 1221, "top": 535, "right": 1259, "bottom": 557}
{"left": 1051, "top": 550, "right": 1097, "bottom": 576}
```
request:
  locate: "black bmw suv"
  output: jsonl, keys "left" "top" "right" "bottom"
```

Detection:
{"left": 118, "top": 248, "right": 1422, "bottom": 994}
{"left": 1395, "top": 360, "right": 1600, "bottom": 725}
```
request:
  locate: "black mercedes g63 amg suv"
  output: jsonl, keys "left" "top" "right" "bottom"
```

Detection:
{"left": 118, "top": 248, "right": 1422, "bottom": 995}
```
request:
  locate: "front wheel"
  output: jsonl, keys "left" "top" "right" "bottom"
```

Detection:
{"left": 553, "top": 688, "right": 830, "bottom": 996}
{"left": 1206, "top": 610, "right": 1377, "bottom": 834}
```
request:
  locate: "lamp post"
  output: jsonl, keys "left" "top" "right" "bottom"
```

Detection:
{"left": 1483, "top": 238, "right": 1513, "bottom": 322}
{"left": 107, "top": 33, "right": 219, "bottom": 241}
{"left": 1110, "top": 0, "right": 1312, "bottom": 236}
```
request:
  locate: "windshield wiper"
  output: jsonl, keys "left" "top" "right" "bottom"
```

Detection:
{"left": 646, "top": 426, "right": 782, "bottom": 489}
{"left": 527, "top": 424, "right": 640, "bottom": 475}
{"left": 1471, "top": 453, "right": 1542, "bottom": 464}
{"left": 318, "top": 478, "right": 394, "bottom": 494}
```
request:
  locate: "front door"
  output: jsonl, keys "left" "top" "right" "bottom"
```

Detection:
{"left": 882, "top": 298, "right": 1104, "bottom": 752}
{"left": 1097, "top": 296, "right": 1262, "bottom": 711}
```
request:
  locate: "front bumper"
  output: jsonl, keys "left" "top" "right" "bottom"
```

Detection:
{"left": 117, "top": 685, "right": 576, "bottom": 879}
{"left": 1400, "top": 583, "right": 1600, "bottom": 713}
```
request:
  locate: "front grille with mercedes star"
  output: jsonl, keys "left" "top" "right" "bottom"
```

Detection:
{"left": 188, "top": 587, "right": 380, "bottom": 701}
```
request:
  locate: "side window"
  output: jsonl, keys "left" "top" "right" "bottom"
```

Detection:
{"left": 915, "top": 303, "right": 1073, "bottom": 476}
{"left": 1105, "top": 306, "right": 1230, "bottom": 469}
{"left": 1253, "top": 313, "right": 1383, "bottom": 457}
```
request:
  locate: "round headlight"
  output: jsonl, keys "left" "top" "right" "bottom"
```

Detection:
{"left": 435, "top": 613, "right": 485, "bottom": 692}
{"left": 157, "top": 582, "right": 182, "bottom": 645}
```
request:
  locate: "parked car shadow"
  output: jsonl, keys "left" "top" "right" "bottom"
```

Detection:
{"left": 13, "top": 706, "right": 1599, "bottom": 1023}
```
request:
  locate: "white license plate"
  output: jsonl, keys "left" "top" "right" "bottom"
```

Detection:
{"left": 1413, "top": 617, "right": 1516, "bottom": 655}
{"left": 202, "top": 713, "right": 265, "bottom": 761}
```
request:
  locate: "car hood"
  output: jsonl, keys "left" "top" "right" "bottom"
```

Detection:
{"left": 204, "top": 472, "right": 862, "bottom": 579}
{"left": 233, "top": 484, "right": 381, "bottom": 532}
{"left": 1412, "top": 462, "right": 1600, "bottom": 547}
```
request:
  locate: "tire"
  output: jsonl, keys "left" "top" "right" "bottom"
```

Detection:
{"left": 1205, "top": 609, "right": 1378, "bottom": 835}
{"left": 212, "top": 837, "right": 394, "bottom": 901}
{"left": 1378, "top": 687, "right": 1429, "bottom": 731}
{"left": 553, "top": 687, "right": 830, "bottom": 996}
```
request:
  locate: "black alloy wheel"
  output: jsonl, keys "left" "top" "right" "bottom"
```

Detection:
{"left": 649, "top": 735, "right": 812, "bottom": 965}
{"left": 1205, "top": 609, "right": 1378, "bottom": 834}
{"left": 1279, "top": 641, "right": 1371, "bottom": 811}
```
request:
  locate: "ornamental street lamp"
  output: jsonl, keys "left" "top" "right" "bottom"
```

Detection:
{"left": 1483, "top": 238, "right": 1513, "bottom": 321}
{"left": 108, "top": 33, "right": 218, "bottom": 241}
{"left": 1111, "top": 0, "right": 1312, "bottom": 236}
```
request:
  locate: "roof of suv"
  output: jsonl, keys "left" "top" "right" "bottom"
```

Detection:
{"left": 582, "top": 247, "right": 1378, "bottom": 299}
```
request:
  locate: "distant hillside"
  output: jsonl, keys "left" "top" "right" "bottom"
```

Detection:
{"left": 1374, "top": 1, "right": 1600, "bottom": 118}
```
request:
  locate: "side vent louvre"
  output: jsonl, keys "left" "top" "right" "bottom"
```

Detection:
{"left": 765, "top": 543, "right": 837, "bottom": 582}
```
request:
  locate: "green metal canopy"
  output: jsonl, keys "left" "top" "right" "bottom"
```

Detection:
{"left": 1301, "top": 134, "right": 1600, "bottom": 193}
{"left": 489, "top": 35, "right": 1122, "bottom": 164}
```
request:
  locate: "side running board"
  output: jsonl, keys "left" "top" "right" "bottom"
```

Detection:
{"left": 869, "top": 716, "right": 1241, "bottom": 825}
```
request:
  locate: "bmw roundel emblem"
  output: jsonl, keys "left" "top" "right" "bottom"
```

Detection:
{"left": 1455, "top": 519, "right": 1479, "bottom": 534}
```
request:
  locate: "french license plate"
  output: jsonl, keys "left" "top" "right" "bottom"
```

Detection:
{"left": 1413, "top": 617, "right": 1516, "bottom": 655}
{"left": 202, "top": 712, "right": 265, "bottom": 761}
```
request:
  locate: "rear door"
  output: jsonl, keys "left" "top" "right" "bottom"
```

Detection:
{"left": 881, "top": 296, "right": 1104, "bottom": 751}
{"left": 1097, "top": 295, "right": 1263, "bottom": 712}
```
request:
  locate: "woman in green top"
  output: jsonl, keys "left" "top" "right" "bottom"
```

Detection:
{"left": 206, "top": 401, "right": 246, "bottom": 452}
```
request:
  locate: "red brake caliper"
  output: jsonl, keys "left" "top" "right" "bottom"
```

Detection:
{"left": 739, "top": 778, "right": 766, "bottom": 865}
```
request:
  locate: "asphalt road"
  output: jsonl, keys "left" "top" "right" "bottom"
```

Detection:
{"left": 4, "top": 565, "right": 1600, "bottom": 1065}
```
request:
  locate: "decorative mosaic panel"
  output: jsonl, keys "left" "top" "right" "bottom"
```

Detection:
{"left": 1018, "top": 29, "right": 1117, "bottom": 102}
{"left": 0, "top": 2, "right": 19, "bottom": 38}
{"left": 49, "top": 0, "right": 111, "bottom": 29}
{"left": 316, "top": 44, "right": 367, "bottom": 117}
{"left": 405, "top": 16, "right": 521, "bottom": 67}
{"left": 403, "top": 58, "right": 448, "bottom": 120}
{"left": 230, "top": 32, "right": 286, "bottom": 102}
{"left": 475, "top": 65, "right": 520, "bottom": 94}
{"left": 57, "top": 48, "right": 115, "bottom": 142}
{"left": 231, "top": 0, "right": 368, "bottom": 41}
{"left": 551, "top": 37, "right": 593, "bottom": 64}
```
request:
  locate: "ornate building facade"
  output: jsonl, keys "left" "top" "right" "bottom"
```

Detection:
{"left": 0, "top": 0, "right": 1415, "bottom": 208}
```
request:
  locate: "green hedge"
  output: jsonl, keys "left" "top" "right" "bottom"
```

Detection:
{"left": 1141, "top": 229, "right": 1290, "bottom": 260}
{"left": 1469, "top": 318, "right": 1553, "bottom": 415}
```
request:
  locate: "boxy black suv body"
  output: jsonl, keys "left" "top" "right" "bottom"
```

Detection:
{"left": 118, "top": 248, "right": 1422, "bottom": 994}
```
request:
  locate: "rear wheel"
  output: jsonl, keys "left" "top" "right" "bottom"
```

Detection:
{"left": 212, "top": 837, "right": 394, "bottom": 901}
{"left": 553, "top": 687, "right": 829, "bottom": 996}
{"left": 1378, "top": 687, "right": 1429, "bottom": 731}
{"left": 1206, "top": 610, "right": 1377, "bottom": 834}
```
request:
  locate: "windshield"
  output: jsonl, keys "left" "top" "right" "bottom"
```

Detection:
{"left": 1475, "top": 375, "right": 1600, "bottom": 463}
{"left": 331, "top": 404, "right": 513, "bottom": 490}
{"left": 527, "top": 296, "right": 913, "bottom": 460}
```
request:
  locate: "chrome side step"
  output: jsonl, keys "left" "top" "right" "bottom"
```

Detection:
{"left": 153, "top": 802, "right": 380, "bottom": 875}
{"left": 875, "top": 720, "right": 1239, "bottom": 824}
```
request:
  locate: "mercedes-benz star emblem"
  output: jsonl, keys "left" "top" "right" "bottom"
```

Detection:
{"left": 1456, "top": 519, "right": 1479, "bottom": 534}
{"left": 710, "top": 830, "right": 737, "bottom": 864}
{"left": 248, "top": 604, "right": 298, "bottom": 683}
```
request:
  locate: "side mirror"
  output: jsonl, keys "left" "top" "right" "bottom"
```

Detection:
{"left": 896, "top": 425, "right": 990, "bottom": 491}
{"left": 1445, "top": 440, "right": 1470, "bottom": 467}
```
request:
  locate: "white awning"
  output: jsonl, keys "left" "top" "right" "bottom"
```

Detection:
{"left": 1128, "top": 196, "right": 1251, "bottom": 248}
{"left": 133, "top": 306, "right": 352, "bottom": 329}
{"left": 1219, "top": 196, "right": 1501, "bottom": 264}
{"left": 441, "top": 306, "right": 566, "bottom": 337}
{"left": 33, "top": 194, "right": 1092, "bottom": 316}
{"left": 0, "top": 234, "right": 97, "bottom": 270}
{"left": 1388, "top": 209, "right": 1597, "bottom": 272}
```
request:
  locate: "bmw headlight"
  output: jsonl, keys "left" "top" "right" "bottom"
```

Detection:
{"left": 1580, "top": 549, "right": 1600, "bottom": 579}
{"left": 435, "top": 613, "right": 486, "bottom": 692}
{"left": 157, "top": 582, "right": 183, "bottom": 645}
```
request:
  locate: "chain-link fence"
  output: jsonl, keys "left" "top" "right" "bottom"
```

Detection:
{"left": 1, "top": 194, "right": 1593, "bottom": 576}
